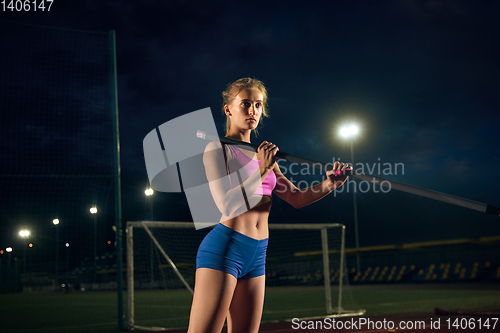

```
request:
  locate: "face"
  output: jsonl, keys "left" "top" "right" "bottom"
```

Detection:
{"left": 225, "top": 88, "right": 264, "bottom": 131}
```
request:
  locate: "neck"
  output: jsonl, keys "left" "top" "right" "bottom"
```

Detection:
{"left": 226, "top": 128, "right": 252, "bottom": 143}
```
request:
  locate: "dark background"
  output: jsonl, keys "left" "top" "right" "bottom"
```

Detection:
{"left": 1, "top": 0, "right": 499, "bottom": 263}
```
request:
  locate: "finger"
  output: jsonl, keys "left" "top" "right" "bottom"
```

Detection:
{"left": 335, "top": 162, "right": 345, "bottom": 176}
{"left": 342, "top": 163, "right": 349, "bottom": 175}
{"left": 259, "top": 141, "right": 270, "bottom": 153}
{"left": 333, "top": 162, "right": 340, "bottom": 176}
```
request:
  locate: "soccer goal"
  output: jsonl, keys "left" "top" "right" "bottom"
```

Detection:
{"left": 126, "top": 221, "right": 365, "bottom": 331}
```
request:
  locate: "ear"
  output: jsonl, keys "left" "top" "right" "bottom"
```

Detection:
{"left": 224, "top": 105, "right": 231, "bottom": 116}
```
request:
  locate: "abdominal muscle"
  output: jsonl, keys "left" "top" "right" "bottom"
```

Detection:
{"left": 220, "top": 195, "right": 272, "bottom": 240}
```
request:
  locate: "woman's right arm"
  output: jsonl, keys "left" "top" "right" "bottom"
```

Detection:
{"left": 203, "top": 141, "right": 273, "bottom": 218}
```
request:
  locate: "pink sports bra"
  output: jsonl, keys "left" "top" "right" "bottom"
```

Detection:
{"left": 224, "top": 144, "right": 277, "bottom": 197}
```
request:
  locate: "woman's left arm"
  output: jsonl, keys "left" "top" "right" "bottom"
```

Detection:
{"left": 273, "top": 161, "right": 349, "bottom": 209}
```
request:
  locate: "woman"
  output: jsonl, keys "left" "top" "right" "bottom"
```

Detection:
{"left": 187, "top": 78, "right": 349, "bottom": 333}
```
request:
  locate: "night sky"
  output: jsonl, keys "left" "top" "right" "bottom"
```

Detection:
{"left": 1, "top": 0, "right": 499, "bottom": 260}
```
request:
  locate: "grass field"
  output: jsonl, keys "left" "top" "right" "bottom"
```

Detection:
{"left": 1, "top": 284, "right": 499, "bottom": 332}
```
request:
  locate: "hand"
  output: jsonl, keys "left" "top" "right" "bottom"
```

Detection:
{"left": 326, "top": 161, "right": 350, "bottom": 190}
{"left": 257, "top": 141, "right": 279, "bottom": 170}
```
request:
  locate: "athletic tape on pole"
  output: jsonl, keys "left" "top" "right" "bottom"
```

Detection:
{"left": 196, "top": 131, "right": 500, "bottom": 217}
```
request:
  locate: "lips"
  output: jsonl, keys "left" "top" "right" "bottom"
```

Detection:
{"left": 247, "top": 118, "right": 256, "bottom": 122}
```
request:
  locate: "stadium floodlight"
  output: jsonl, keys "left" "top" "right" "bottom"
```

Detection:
{"left": 19, "top": 230, "right": 30, "bottom": 237}
{"left": 339, "top": 124, "right": 359, "bottom": 138}
{"left": 145, "top": 188, "right": 154, "bottom": 196}
{"left": 6, "top": 247, "right": 13, "bottom": 252}
{"left": 53, "top": 219, "right": 60, "bottom": 225}
{"left": 90, "top": 207, "right": 98, "bottom": 214}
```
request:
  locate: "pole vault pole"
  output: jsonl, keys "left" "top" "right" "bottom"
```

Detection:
{"left": 196, "top": 131, "right": 500, "bottom": 217}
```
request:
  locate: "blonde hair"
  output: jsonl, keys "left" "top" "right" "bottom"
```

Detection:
{"left": 222, "top": 77, "right": 269, "bottom": 136}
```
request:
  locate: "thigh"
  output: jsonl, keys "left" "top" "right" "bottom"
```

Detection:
{"left": 187, "top": 268, "right": 237, "bottom": 333}
{"left": 227, "top": 275, "right": 266, "bottom": 333}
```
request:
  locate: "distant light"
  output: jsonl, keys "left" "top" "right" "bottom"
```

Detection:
{"left": 6, "top": 247, "right": 13, "bottom": 253}
{"left": 53, "top": 219, "right": 60, "bottom": 225}
{"left": 145, "top": 188, "right": 154, "bottom": 196}
{"left": 81, "top": 288, "right": 85, "bottom": 292}
{"left": 0, "top": 250, "right": 3, "bottom": 255}
{"left": 65, "top": 243, "right": 70, "bottom": 247}
{"left": 107, "top": 240, "right": 111, "bottom": 245}
{"left": 29, "top": 243, "right": 33, "bottom": 248}
{"left": 19, "top": 230, "right": 30, "bottom": 237}
{"left": 90, "top": 207, "right": 97, "bottom": 214}
{"left": 339, "top": 124, "right": 359, "bottom": 138}
{"left": 61, "top": 284, "right": 66, "bottom": 288}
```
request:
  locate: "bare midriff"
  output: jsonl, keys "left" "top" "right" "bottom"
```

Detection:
{"left": 220, "top": 195, "right": 272, "bottom": 240}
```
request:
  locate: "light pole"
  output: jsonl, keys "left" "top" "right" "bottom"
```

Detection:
{"left": 53, "top": 219, "right": 60, "bottom": 287}
{"left": 6, "top": 247, "right": 13, "bottom": 265}
{"left": 90, "top": 207, "right": 97, "bottom": 284}
{"left": 145, "top": 188, "right": 154, "bottom": 284}
{"left": 145, "top": 188, "right": 154, "bottom": 220}
{"left": 19, "top": 230, "right": 30, "bottom": 274}
{"left": 65, "top": 242, "right": 70, "bottom": 292}
{"left": 65, "top": 242, "right": 70, "bottom": 274}
{"left": 339, "top": 124, "right": 361, "bottom": 273}
{"left": 19, "top": 230, "right": 30, "bottom": 291}
{"left": 5, "top": 247, "right": 13, "bottom": 291}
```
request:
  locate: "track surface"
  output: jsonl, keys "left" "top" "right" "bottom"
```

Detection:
{"left": 153, "top": 284, "right": 500, "bottom": 332}
{"left": 165, "top": 310, "right": 500, "bottom": 332}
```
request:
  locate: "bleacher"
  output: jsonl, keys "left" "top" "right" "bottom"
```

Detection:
{"left": 348, "top": 260, "right": 498, "bottom": 283}
{"left": 290, "top": 235, "right": 500, "bottom": 285}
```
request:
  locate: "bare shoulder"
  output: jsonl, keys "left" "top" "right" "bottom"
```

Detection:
{"left": 204, "top": 140, "right": 221, "bottom": 152}
{"left": 203, "top": 141, "right": 232, "bottom": 160}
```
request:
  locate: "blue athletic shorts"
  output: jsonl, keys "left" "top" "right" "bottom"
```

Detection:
{"left": 196, "top": 223, "right": 268, "bottom": 279}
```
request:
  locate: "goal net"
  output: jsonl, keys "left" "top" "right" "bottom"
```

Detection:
{"left": 126, "top": 221, "right": 365, "bottom": 331}
{"left": 0, "top": 21, "right": 118, "bottom": 294}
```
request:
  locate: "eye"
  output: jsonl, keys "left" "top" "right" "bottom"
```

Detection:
{"left": 256, "top": 103, "right": 261, "bottom": 108}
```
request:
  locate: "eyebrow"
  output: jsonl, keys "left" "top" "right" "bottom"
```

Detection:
{"left": 241, "top": 99, "right": 263, "bottom": 103}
